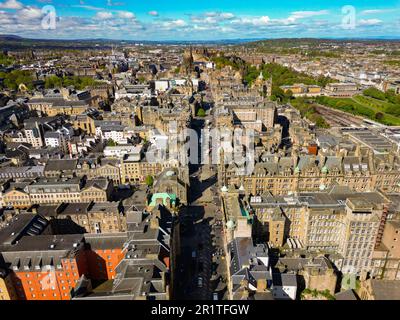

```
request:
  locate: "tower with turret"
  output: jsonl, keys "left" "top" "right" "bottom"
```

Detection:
{"left": 253, "top": 71, "right": 272, "bottom": 97}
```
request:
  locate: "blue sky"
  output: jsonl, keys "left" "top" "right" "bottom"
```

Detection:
{"left": 0, "top": 0, "right": 399, "bottom": 40}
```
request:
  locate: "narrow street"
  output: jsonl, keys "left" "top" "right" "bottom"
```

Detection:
{"left": 174, "top": 97, "right": 229, "bottom": 300}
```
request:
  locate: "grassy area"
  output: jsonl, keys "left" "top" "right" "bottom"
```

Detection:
{"left": 316, "top": 95, "right": 400, "bottom": 126}
{"left": 384, "top": 60, "right": 400, "bottom": 67}
{"left": 301, "top": 288, "right": 336, "bottom": 300}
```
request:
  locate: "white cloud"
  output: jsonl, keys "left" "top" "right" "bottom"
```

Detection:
{"left": 72, "top": 5, "right": 104, "bottom": 11}
{"left": 232, "top": 15, "right": 270, "bottom": 26}
{"left": 0, "top": 0, "right": 22, "bottom": 10}
{"left": 148, "top": 10, "right": 158, "bottom": 16}
{"left": 231, "top": 10, "right": 329, "bottom": 28}
{"left": 18, "top": 6, "right": 43, "bottom": 20}
{"left": 358, "top": 19, "right": 383, "bottom": 26}
{"left": 95, "top": 11, "right": 113, "bottom": 20}
{"left": 247, "top": 16, "right": 270, "bottom": 26}
{"left": 0, "top": 5, "right": 392, "bottom": 41}
{"left": 117, "top": 11, "right": 135, "bottom": 19}
{"left": 220, "top": 12, "right": 235, "bottom": 20}
{"left": 0, "top": 9, "right": 13, "bottom": 23}
{"left": 361, "top": 9, "right": 397, "bottom": 15}
{"left": 191, "top": 11, "right": 236, "bottom": 25}
{"left": 285, "top": 10, "right": 329, "bottom": 23}
{"left": 163, "top": 19, "right": 186, "bottom": 28}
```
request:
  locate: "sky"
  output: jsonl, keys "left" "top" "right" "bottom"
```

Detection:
{"left": 0, "top": 0, "right": 399, "bottom": 40}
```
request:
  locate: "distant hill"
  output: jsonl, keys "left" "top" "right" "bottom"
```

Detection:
{"left": 0, "top": 34, "right": 399, "bottom": 50}
{"left": 0, "top": 35, "right": 24, "bottom": 41}
{"left": 0, "top": 34, "right": 264, "bottom": 51}
{"left": 245, "top": 37, "right": 400, "bottom": 46}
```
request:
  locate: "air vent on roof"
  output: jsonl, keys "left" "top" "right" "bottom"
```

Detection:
{"left": 37, "top": 218, "right": 47, "bottom": 224}
{"left": 33, "top": 223, "right": 43, "bottom": 230}
{"left": 11, "top": 232, "right": 15, "bottom": 236}
{"left": 73, "top": 243, "right": 79, "bottom": 248}
{"left": 29, "top": 228, "right": 40, "bottom": 235}
{"left": 50, "top": 244, "right": 56, "bottom": 249}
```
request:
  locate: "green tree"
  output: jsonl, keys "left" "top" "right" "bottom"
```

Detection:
{"left": 45, "top": 75, "right": 63, "bottom": 89}
{"left": 106, "top": 139, "right": 117, "bottom": 147}
{"left": 0, "top": 53, "right": 15, "bottom": 66}
{"left": 375, "top": 112, "right": 384, "bottom": 120}
{"left": 197, "top": 108, "right": 206, "bottom": 117}
{"left": 284, "top": 89, "right": 294, "bottom": 101}
{"left": 0, "top": 70, "right": 34, "bottom": 90}
{"left": 44, "top": 75, "right": 98, "bottom": 90}
{"left": 363, "top": 88, "right": 386, "bottom": 101}
{"left": 145, "top": 175, "right": 154, "bottom": 187}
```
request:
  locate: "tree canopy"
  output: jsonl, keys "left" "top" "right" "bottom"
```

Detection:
{"left": 106, "top": 139, "right": 117, "bottom": 147}
{"left": 145, "top": 175, "right": 154, "bottom": 187}
{"left": 45, "top": 75, "right": 99, "bottom": 90}
{"left": 197, "top": 108, "right": 206, "bottom": 117}
{"left": 0, "top": 70, "right": 34, "bottom": 90}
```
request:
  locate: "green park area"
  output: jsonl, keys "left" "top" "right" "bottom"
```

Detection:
{"left": 316, "top": 88, "right": 400, "bottom": 126}
{"left": 0, "top": 52, "right": 15, "bottom": 66}
{"left": 44, "top": 75, "right": 100, "bottom": 90}
{"left": 0, "top": 69, "right": 34, "bottom": 90}
{"left": 0, "top": 70, "right": 101, "bottom": 92}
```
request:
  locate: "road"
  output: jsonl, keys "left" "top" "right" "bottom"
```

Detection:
{"left": 174, "top": 92, "right": 229, "bottom": 300}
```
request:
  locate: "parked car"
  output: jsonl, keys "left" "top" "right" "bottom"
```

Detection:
{"left": 197, "top": 276, "right": 203, "bottom": 288}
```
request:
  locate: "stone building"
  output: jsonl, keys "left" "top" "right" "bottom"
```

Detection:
{"left": 274, "top": 256, "right": 337, "bottom": 295}
{"left": 358, "top": 279, "right": 400, "bottom": 300}
{"left": 247, "top": 187, "right": 391, "bottom": 276}
{"left": 220, "top": 151, "right": 400, "bottom": 196}
{"left": 153, "top": 168, "right": 189, "bottom": 205}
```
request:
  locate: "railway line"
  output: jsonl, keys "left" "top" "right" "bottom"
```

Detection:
{"left": 315, "top": 104, "right": 364, "bottom": 127}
